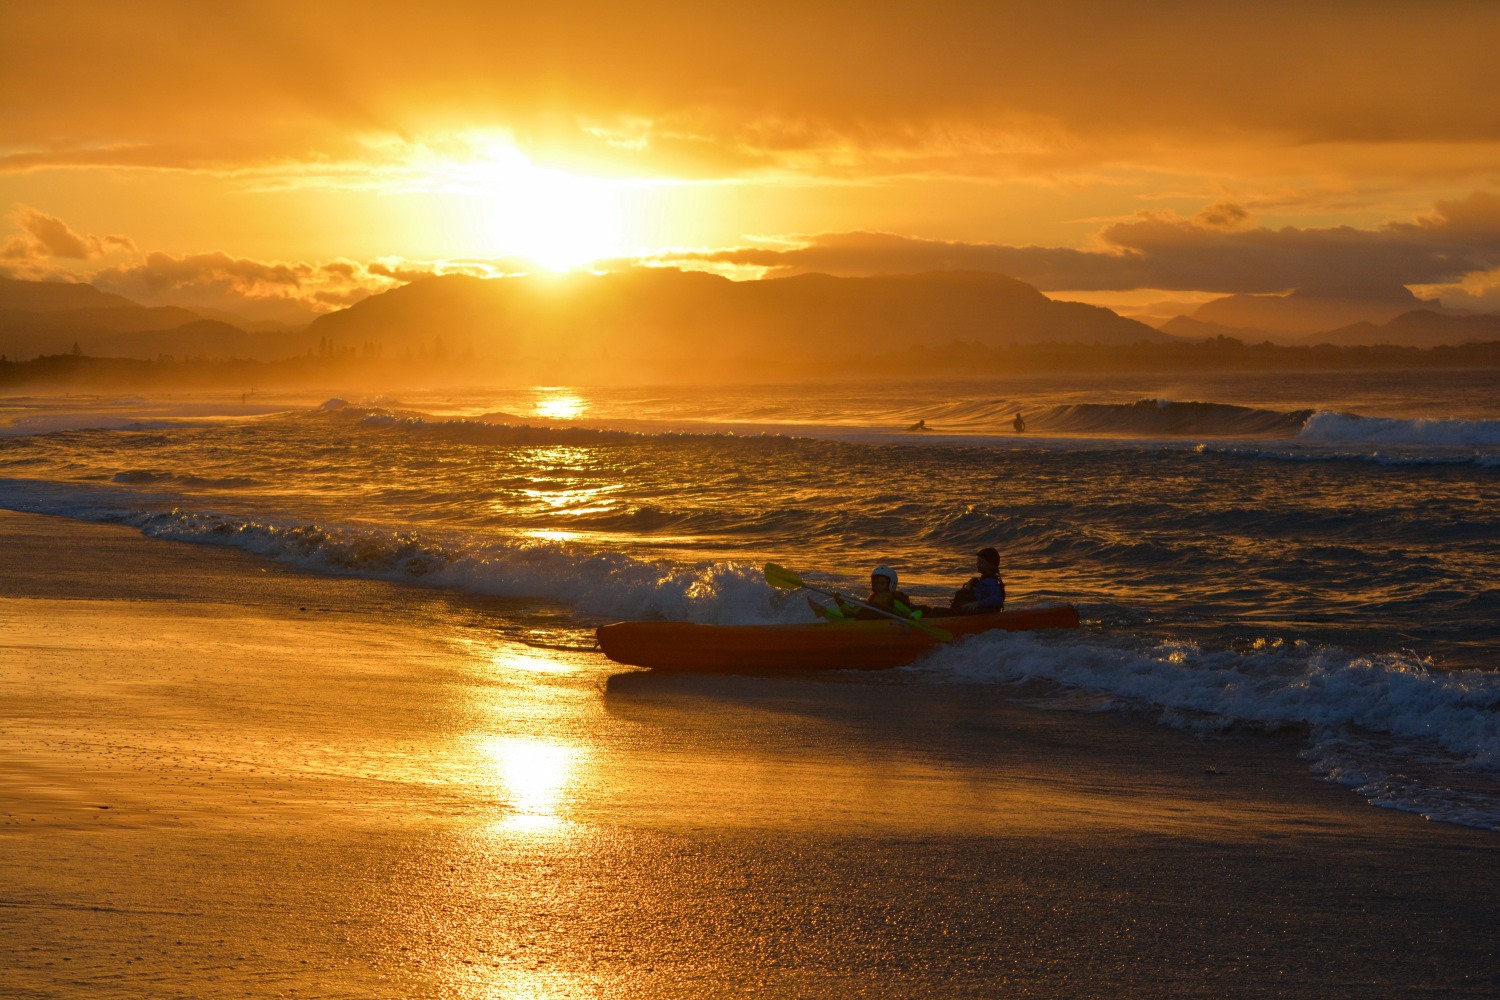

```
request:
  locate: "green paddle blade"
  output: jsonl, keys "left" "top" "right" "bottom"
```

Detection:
{"left": 763, "top": 562, "right": 805, "bottom": 590}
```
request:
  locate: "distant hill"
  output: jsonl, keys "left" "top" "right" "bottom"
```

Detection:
{"left": 0, "top": 278, "right": 307, "bottom": 359}
{"left": 187, "top": 305, "right": 304, "bottom": 333}
{"left": 305, "top": 269, "right": 1171, "bottom": 377}
{"left": 0, "top": 278, "right": 316, "bottom": 360}
{"left": 0, "top": 317, "right": 313, "bottom": 362}
{"left": 1191, "top": 286, "right": 1443, "bottom": 336}
{"left": 1, "top": 269, "right": 1171, "bottom": 371}
{"left": 0, "top": 304, "right": 205, "bottom": 334}
{"left": 1306, "top": 309, "right": 1500, "bottom": 348}
{"left": 1157, "top": 308, "right": 1500, "bottom": 349}
{"left": 0, "top": 276, "right": 138, "bottom": 312}
{"left": 1158, "top": 315, "right": 1276, "bottom": 342}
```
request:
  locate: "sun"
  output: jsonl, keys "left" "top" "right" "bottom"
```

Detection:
{"left": 468, "top": 143, "right": 627, "bottom": 271}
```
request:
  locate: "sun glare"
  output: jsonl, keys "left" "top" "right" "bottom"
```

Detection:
{"left": 534, "top": 393, "right": 585, "bottom": 420}
{"left": 480, "top": 736, "right": 585, "bottom": 834}
{"left": 466, "top": 142, "right": 627, "bottom": 271}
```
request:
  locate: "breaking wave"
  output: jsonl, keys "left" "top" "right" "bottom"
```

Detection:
{"left": 922, "top": 629, "right": 1500, "bottom": 830}
{"left": 131, "top": 509, "right": 817, "bottom": 625}
{"left": 1029, "top": 399, "right": 1312, "bottom": 438}
{"left": 1299, "top": 412, "right": 1500, "bottom": 448}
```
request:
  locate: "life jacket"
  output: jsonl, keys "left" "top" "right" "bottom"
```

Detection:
{"left": 821, "top": 590, "right": 918, "bottom": 621}
{"left": 951, "top": 574, "right": 1006, "bottom": 610}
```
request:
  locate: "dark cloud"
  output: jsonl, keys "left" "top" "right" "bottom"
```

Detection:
{"left": 646, "top": 193, "right": 1500, "bottom": 299}
{"left": 5, "top": 4, "right": 1500, "bottom": 182}
{"left": 365, "top": 258, "right": 538, "bottom": 282}
{"left": 313, "top": 287, "right": 372, "bottom": 307}
{"left": 0, "top": 208, "right": 557, "bottom": 319}
{"left": 94, "top": 251, "right": 310, "bottom": 295}
{"left": 1194, "top": 203, "right": 1252, "bottom": 230}
{"left": 365, "top": 261, "right": 434, "bottom": 283}
{"left": 86, "top": 251, "right": 335, "bottom": 324}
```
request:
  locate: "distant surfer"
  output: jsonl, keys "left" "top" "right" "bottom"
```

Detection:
{"left": 1012, "top": 411, "right": 1026, "bottom": 433}
{"left": 907, "top": 418, "right": 929, "bottom": 432}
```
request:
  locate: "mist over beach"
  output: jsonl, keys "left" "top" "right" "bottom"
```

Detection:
{"left": 5, "top": 2, "right": 1500, "bottom": 997}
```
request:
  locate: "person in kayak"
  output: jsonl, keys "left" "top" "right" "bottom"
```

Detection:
{"left": 812, "top": 566, "right": 918, "bottom": 621}
{"left": 951, "top": 547, "right": 1006, "bottom": 613}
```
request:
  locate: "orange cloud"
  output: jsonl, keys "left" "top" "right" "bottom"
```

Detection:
{"left": 1, "top": 205, "right": 135, "bottom": 262}
{"left": 0, "top": 207, "right": 558, "bottom": 322}
{"left": 6, "top": 3, "right": 1500, "bottom": 188}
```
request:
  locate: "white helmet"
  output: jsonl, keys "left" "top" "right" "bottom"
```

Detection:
{"left": 871, "top": 565, "right": 898, "bottom": 587}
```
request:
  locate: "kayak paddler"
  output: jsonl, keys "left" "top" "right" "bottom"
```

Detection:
{"left": 810, "top": 565, "right": 919, "bottom": 621}
{"left": 951, "top": 546, "right": 1006, "bottom": 613}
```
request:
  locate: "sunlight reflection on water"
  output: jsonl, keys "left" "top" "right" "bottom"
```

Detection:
{"left": 458, "top": 969, "right": 593, "bottom": 1000}
{"left": 533, "top": 393, "right": 586, "bottom": 421}
{"left": 479, "top": 735, "right": 586, "bottom": 834}
{"left": 489, "top": 649, "right": 580, "bottom": 675}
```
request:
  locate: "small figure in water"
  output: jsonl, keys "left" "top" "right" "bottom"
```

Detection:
{"left": 907, "top": 418, "right": 929, "bottom": 432}
{"left": 1012, "top": 411, "right": 1026, "bottom": 433}
{"left": 811, "top": 566, "right": 918, "bottom": 620}
{"left": 951, "top": 547, "right": 1006, "bottom": 613}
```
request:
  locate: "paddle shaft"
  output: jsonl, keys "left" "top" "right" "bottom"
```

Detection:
{"left": 763, "top": 562, "right": 952, "bottom": 640}
{"left": 803, "top": 583, "right": 952, "bottom": 641}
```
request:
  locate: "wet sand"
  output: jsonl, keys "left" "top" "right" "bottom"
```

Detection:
{"left": 2, "top": 509, "right": 1498, "bottom": 997}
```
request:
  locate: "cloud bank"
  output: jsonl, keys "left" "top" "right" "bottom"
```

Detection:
{"left": 5, "top": 2, "right": 1500, "bottom": 187}
{"left": 0, "top": 205, "right": 552, "bottom": 323}
{"left": 6, "top": 193, "right": 1500, "bottom": 322}
{"left": 0, "top": 206, "right": 135, "bottom": 270}
{"left": 643, "top": 192, "right": 1500, "bottom": 300}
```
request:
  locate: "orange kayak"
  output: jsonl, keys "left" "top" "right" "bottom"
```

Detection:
{"left": 596, "top": 604, "right": 1080, "bottom": 671}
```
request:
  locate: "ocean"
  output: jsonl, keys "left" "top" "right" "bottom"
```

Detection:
{"left": 3, "top": 368, "right": 1498, "bottom": 830}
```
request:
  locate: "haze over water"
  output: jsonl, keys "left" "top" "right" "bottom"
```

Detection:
{"left": 5, "top": 368, "right": 1499, "bottom": 831}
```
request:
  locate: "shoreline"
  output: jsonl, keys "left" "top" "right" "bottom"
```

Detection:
{"left": 5, "top": 340, "right": 1500, "bottom": 394}
{"left": 3, "top": 509, "right": 1499, "bottom": 996}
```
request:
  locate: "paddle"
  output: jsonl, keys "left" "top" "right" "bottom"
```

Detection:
{"left": 764, "top": 562, "right": 953, "bottom": 641}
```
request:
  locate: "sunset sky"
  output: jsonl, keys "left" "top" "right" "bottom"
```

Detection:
{"left": 4, "top": 1, "right": 1500, "bottom": 322}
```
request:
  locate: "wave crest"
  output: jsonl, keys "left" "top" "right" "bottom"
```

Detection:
{"left": 1300, "top": 412, "right": 1500, "bottom": 448}
{"left": 132, "top": 508, "right": 807, "bottom": 625}
{"left": 1031, "top": 399, "right": 1312, "bottom": 438}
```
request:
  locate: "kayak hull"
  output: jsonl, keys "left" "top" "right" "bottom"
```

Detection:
{"left": 596, "top": 604, "right": 1080, "bottom": 672}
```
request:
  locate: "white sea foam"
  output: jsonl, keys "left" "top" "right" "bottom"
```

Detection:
{"left": 1303, "top": 731, "right": 1500, "bottom": 831}
{"left": 919, "top": 629, "right": 1500, "bottom": 828}
{"left": 127, "top": 508, "right": 809, "bottom": 626}
{"left": 0, "top": 475, "right": 813, "bottom": 624}
{"left": 1300, "top": 411, "right": 1500, "bottom": 448}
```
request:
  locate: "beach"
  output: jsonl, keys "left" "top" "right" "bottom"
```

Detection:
{"left": 3, "top": 508, "right": 1498, "bottom": 998}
